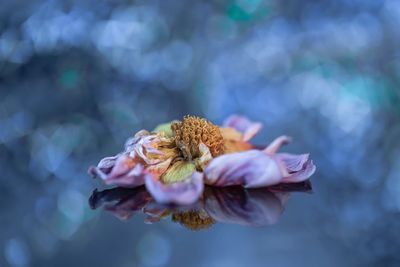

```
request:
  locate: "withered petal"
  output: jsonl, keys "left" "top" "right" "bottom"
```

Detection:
{"left": 89, "top": 154, "right": 146, "bottom": 188}
{"left": 204, "top": 150, "right": 315, "bottom": 188}
{"left": 223, "top": 115, "right": 262, "bottom": 142}
{"left": 144, "top": 172, "right": 204, "bottom": 205}
{"left": 264, "top": 135, "right": 292, "bottom": 155}
{"left": 204, "top": 150, "right": 283, "bottom": 188}
{"left": 277, "top": 153, "right": 316, "bottom": 183}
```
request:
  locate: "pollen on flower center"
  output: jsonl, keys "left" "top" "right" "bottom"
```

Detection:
{"left": 172, "top": 115, "right": 224, "bottom": 159}
{"left": 172, "top": 210, "right": 215, "bottom": 230}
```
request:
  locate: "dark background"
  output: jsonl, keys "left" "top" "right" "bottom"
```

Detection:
{"left": 1, "top": 0, "right": 400, "bottom": 266}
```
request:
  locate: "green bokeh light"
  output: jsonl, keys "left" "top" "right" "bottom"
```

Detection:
{"left": 60, "top": 68, "right": 80, "bottom": 89}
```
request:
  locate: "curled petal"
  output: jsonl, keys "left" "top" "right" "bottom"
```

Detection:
{"left": 124, "top": 131, "right": 160, "bottom": 164}
{"left": 278, "top": 153, "right": 310, "bottom": 172}
{"left": 204, "top": 150, "right": 316, "bottom": 188}
{"left": 194, "top": 143, "right": 213, "bottom": 171}
{"left": 95, "top": 154, "right": 120, "bottom": 174}
{"left": 204, "top": 150, "right": 283, "bottom": 188}
{"left": 124, "top": 131, "right": 176, "bottom": 165}
{"left": 223, "top": 115, "right": 262, "bottom": 142}
{"left": 204, "top": 187, "right": 287, "bottom": 226}
{"left": 89, "top": 154, "right": 146, "bottom": 188}
{"left": 276, "top": 153, "right": 316, "bottom": 183}
{"left": 264, "top": 135, "right": 292, "bottom": 155}
{"left": 219, "top": 127, "right": 243, "bottom": 141}
{"left": 144, "top": 172, "right": 204, "bottom": 205}
{"left": 147, "top": 158, "right": 173, "bottom": 177}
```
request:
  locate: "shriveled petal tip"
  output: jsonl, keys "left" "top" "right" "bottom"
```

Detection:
{"left": 90, "top": 154, "right": 145, "bottom": 188}
{"left": 194, "top": 143, "right": 213, "bottom": 171}
{"left": 144, "top": 172, "right": 204, "bottom": 205}
{"left": 91, "top": 155, "right": 120, "bottom": 175}
{"left": 264, "top": 135, "right": 292, "bottom": 155}
{"left": 277, "top": 153, "right": 316, "bottom": 183}
{"left": 124, "top": 130, "right": 176, "bottom": 165}
{"left": 204, "top": 150, "right": 283, "bottom": 188}
{"left": 223, "top": 115, "right": 262, "bottom": 142}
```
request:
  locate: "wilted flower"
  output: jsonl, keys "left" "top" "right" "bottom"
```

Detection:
{"left": 89, "top": 115, "right": 316, "bottom": 205}
{"left": 89, "top": 181, "right": 312, "bottom": 230}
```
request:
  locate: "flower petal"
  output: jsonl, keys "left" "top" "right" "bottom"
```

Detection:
{"left": 89, "top": 154, "right": 146, "bottom": 188}
{"left": 219, "top": 127, "right": 243, "bottom": 141}
{"left": 144, "top": 172, "right": 204, "bottom": 205}
{"left": 203, "top": 187, "right": 287, "bottom": 226}
{"left": 160, "top": 161, "right": 196, "bottom": 184}
{"left": 146, "top": 158, "right": 173, "bottom": 177}
{"left": 264, "top": 135, "right": 292, "bottom": 154}
{"left": 204, "top": 150, "right": 283, "bottom": 188}
{"left": 194, "top": 143, "right": 213, "bottom": 171}
{"left": 153, "top": 122, "right": 175, "bottom": 137}
{"left": 276, "top": 153, "right": 316, "bottom": 183}
{"left": 277, "top": 153, "right": 309, "bottom": 172}
{"left": 95, "top": 154, "right": 120, "bottom": 174}
{"left": 124, "top": 130, "right": 177, "bottom": 165}
{"left": 223, "top": 115, "right": 262, "bottom": 142}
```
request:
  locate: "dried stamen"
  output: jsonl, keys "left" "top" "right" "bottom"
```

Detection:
{"left": 172, "top": 115, "right": 224, "bottom": 159}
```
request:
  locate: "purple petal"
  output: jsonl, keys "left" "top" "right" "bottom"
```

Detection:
{"left": 264, "top": 136, "right": 292, "bottom": 154}
{"left": 144, "top": 172, "right": 204, "bottom": 205}
{"left": 277, "top": 153, "right": 316, "bottom": 183}
{"left": 277, "top": 153, "right": 310, "bottom": 172}
{"left": 204, "top": 150, "right": 284, "bottom": 188}
{"left": 223, "top": 115, "right": 262, "bottom": 142}
{"left": 89, "top": 154, "right": 145, "bottom": 188}
{"left": 96, "top": 155, "right": 120, "bottom": 174}
{"left": 204, "top": 187, "right": 287, "bottom": 226}
{"left": 124, "top": 130, "right": 165, "bottom": 164}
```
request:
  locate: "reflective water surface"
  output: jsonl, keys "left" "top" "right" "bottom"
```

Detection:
{"left": 89, "top": 182, "right": 312, "bottom": 230}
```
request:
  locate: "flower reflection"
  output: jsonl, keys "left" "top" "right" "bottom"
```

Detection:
{"left": 89, "top": 115, "right": 316, "bottom": 205}
{"left": 89, "top": 181, "right": 312, "bottom": 230}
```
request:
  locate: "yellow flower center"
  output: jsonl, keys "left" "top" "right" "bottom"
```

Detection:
{"left": 171, "top": 210, "right": 215, "bottom": 230}
{"left": 172, "top": 115, "right": 224, "bottom": 159}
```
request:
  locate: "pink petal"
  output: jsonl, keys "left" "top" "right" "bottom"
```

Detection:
{"left": 96, "top": 155, "right": 120, "bottom": 174}
{"left": 277, "top": 153, "right": 309, "bottom": 172}
{"left": 89, "top": 154, "right": 146, "bottom": 188}
{"left": 204, "top": 187, "right": 287, "bottom": 226}
{"left": 124, "top": 131, "right": 165, "bottom": 164}
{"left": 223, "top": 115, "right": 262, "bottom": 142}
{"left": 144, "top": 172, "right": 204, "bottom": 205}
{"left": 277, "top": 153, "right": 316, "bottom": 183}
{"left": 264, "top": 136, "right": 292, "bottom": 154}
{"left": 204, "top": 150, "right": 284, "bottom": 188}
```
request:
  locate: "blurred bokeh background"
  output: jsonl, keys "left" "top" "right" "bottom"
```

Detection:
{"left": 1, "top": 0, "right": 400, "bottom": 266}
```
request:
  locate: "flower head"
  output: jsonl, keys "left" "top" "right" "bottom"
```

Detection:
{"left": 89, "top": 115, "right": 316, "bottom": 205}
